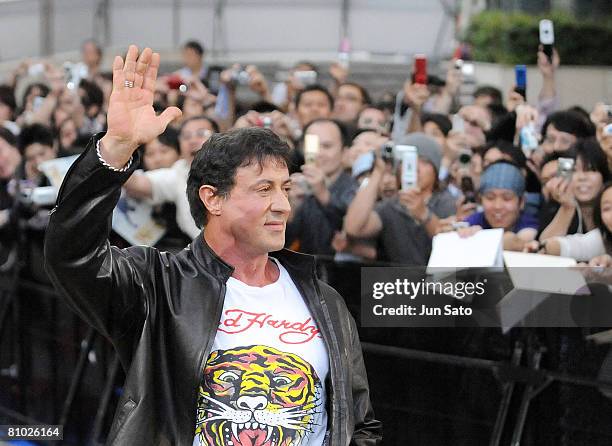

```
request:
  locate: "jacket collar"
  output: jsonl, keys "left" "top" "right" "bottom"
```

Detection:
{"left": 189, "top": 232, "right": 316, "bottom": 281}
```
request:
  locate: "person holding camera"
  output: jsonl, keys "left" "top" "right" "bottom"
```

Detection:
{"left": 538, "top": 138, "right": 610, "bottom": 241}
{"left": 345, "top": 133, "right": 455, "bottom": 265}
{"left": 285, "top": 118, "right": 357, "bottom": 255}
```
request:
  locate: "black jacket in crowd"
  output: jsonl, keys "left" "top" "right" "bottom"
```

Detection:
{"left": 44, "top": 136, "right": 382, "bottom": 445}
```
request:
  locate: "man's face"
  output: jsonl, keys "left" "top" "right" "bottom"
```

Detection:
{"left": 218, "top": 160, "right": 291, "bottom": 255}
{"left": 544, "top": 124, "right": 577, "bottom": 153}
{"left": 182, "top": 48, "right": 202, "bottom": 69}
{"left": 0, "top": 138, "right": 21, "bottom": 180}
{"left": 333, "top": 84, "right": 364, "bottom": 123}
{"left": 423, "top": 121, "right": 446, "bottom": 150}
{"left": 540, "top": 160, "right": 558, "bottom": 200}
{"left": 24, "top": 143, "right": 56, "bottom": 177}
{"left": 306, "top": 121, "right": 344, "bottom": 178}
{"left": 59, "top": 119, "right": 78, "bottom": 149}
{"left": 417, "top": 158, "right": 436, "bottom": 191}
{"left": 0, "top": 101, "right": 12, "bottom": 123}
{"left": 482, "top": 188, "right": 521, "bottom": 230}
{"left": 143, "top": 138, "right": 180, "bottom": 171}
{"left": 379, "top": 165, "right": 398, "bottom": 199}
{"left": 179, "top": 118, "right": 215, "bottom": 163}
{"left": 81, "top": 42, "right": 101, "bottom": 68}
{"left": 296, "top": 91, "right": 331, "bottom": 128}
{"left": 358, "top": 107, "right": 387, "bottom": 133}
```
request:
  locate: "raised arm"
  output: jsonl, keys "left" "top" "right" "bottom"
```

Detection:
{"left": 44, "top": 46, "right": 181, "bottom": 353}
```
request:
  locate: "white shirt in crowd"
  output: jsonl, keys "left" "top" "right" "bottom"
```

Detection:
{"left": 144, "top": 159, "right": 200, "bottom": 239}
{"left": 193, "top": 258, "right": 329, "bottom": 446}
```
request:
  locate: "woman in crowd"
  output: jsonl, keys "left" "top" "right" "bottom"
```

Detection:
{"left": 530, "top": 181, "right": 612, "bottom": 263}
{"left": 539, "top": 138, "right": 610, "bottom": 240}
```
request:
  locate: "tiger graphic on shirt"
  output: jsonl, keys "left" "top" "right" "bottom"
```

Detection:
{"left": 194, "top": 345, "right": 323, "bottom": 446}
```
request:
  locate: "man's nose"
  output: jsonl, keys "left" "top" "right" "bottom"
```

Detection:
{"left": 271, "top": 189, "right": 291, "bottom": 214}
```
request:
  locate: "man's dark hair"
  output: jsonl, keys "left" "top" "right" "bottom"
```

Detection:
{"left": 157, "top": 126, "right": 180, "bottom": 153}
{"left": 421, "top": 112, "right": 452, "bottom": 136}
{"left": 179, "top": 115, "right": 220, "bottom": 134}
{"left": 543, "top": 110, "right": 595, "bottom": 139}
{"left": 0, "top": 86, "right": 17, "bottom": 118}
{"left": 487, "top": 103, "right": 509, "bottom": 125}
{"left": 302, "top": 118, "right": 350, "bottom": 148}
{"left": 250, "top": 101, "right": 282, "bottom": 114}
{"left": 187, "top": 128, "right": 291, "bottom": 228}
{"left": 294, "top": 84, "right": 334, "bottom": 110}
{"left": 184, "top": 40, "right": 205, "bottom": 56}
{"left": 339, "top": 81, "right": 372, "bottom": 106}
{"left": 483, "top": 140, "right": 526, "bottom": 169}
{"left": 82, "top": 38, "right": 103, "bottom": 57}
{"left": 294, "top": 61, "right": 318, "bottom": 73}
{"left": 21, "top": 83, "right": 50, "bottom": 110}
{"left": 18, "top": 124, "right": 54, "bottom": 153}
{"left": 474, "top": 85, "right": 503, "bottom": 105}
{"left": 0, "top": 127, "right": 17, "bottom": 147}
{"left": 79, "top": 79, "right": 104, "bottom": 109}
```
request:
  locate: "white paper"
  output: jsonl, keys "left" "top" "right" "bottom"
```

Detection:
{"left": 38, "top": 155, "right": 79, "bottom": 189}
{"left": 503, "top": 251, "right": 587, "bottom": 295}
{"left": 112, "top": 194, "right": 166, "bottom": 247}
{"left": 427, "top": 228, "right": 504, "bottom": 274}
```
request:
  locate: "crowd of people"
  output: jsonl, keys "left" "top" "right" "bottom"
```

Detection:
{"left": 1, "top": 38, "right": 612, "bottom": 271}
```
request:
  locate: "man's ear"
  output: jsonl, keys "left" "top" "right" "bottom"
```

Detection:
{"left": 199, "top": 185, "right": 224, "bottom": 217}
{"left": 519, "top": 195, "right": 525, "bottom": 210}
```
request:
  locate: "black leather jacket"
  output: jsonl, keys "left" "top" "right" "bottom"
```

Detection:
{"left": 44, "top": 137, "right": 382, "bottom": 445}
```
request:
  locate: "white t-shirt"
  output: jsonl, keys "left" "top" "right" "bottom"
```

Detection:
{"left": 144, "top": 159, "right": 200, "bottom": 239}
{"left": 193, "top": 258, "right": 329, "bottom": 446}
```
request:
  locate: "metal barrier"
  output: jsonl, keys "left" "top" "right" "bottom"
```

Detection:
{"left": 2, "top": 251, "right": 612, "bottom": 445}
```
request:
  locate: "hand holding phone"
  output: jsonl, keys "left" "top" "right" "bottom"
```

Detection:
{"left": 514, "top": 65, "right": 527, "bottom": 101}
{"left": 304, "top": 134, "right": 319, "bottom": 165}
{"left": 539, "top": 19, "right": 555, "bottom": 63}
{"left": 413, "top": 54, "right": 427, "bottom": 85}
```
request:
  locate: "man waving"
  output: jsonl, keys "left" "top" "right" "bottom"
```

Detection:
{"left": 44, "top": 46, "right": 381, "bottom": 445}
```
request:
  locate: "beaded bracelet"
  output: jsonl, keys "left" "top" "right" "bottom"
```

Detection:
{"left": 96, "top": 139, "right": 133, "bottom": 172}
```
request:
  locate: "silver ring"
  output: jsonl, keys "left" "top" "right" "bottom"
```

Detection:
{"left": 124, "top": 80, "right": 134, "bottom": 88}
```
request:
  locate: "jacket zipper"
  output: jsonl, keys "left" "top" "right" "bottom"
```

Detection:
{"left": 189, "top": 280, "right": 227, "bottom": 444}
{"left": 291, "top": 266, "right": 344, "bottom": 446}
{"left": 312, "top": 271, "right": 345, "bottom": 446}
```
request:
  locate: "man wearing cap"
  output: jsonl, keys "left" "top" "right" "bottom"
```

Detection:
{"left": 345, "top": 133, "right": 456, "bottom": 265}
{"left": 460, "top": 160, "right": 538, "bottom": 250}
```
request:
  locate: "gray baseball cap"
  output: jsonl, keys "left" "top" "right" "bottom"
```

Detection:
{"left": 396, "top": 132, "right": 443, "bottom": 172}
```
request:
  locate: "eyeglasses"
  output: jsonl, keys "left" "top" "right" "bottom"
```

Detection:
{"left": 180, "top": 128, "right": 213, "bottom": 140}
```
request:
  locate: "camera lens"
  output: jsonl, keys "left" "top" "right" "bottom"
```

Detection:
{"left": 459, "top": 153, "right": 471, "bottom": 164}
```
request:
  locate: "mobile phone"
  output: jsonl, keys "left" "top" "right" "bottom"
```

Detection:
{"left": 454, "top": 59, "right": 474, "bottom": 77}
{"left": 452, "top": 114, "right": 465, "bottom": 133}
{"left": 352, "top": 151, "right": 376, "bottom": 179}
{"left": 514, "top": 65, "right": 527, "bottom": 101}
{"left": 304, "top": 134, "right": 319, "bottom": 165}
{"left": 396, "top": 145, "right": 418, "bottom": 190}
{"left": 539, "top": 19, "right": 555, "bottom": 63}
{"left": 32, "top": 96, "right": 45, "bottom": 112}
{"left": 413, "top": 54, "right": 427, "bottom": 85}
{"left": 557, "top": 157, "right": 575, "bottom": 180}
{"left": 166, "top": 74, "right": 185, "bottom": 90}
{"left": 294, "top": 70, "right": 317, "bottom": 87}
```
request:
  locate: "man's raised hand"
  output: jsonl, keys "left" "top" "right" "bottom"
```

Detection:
{"left": 100, "top": 45, "right": 182, "bottom": 168}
